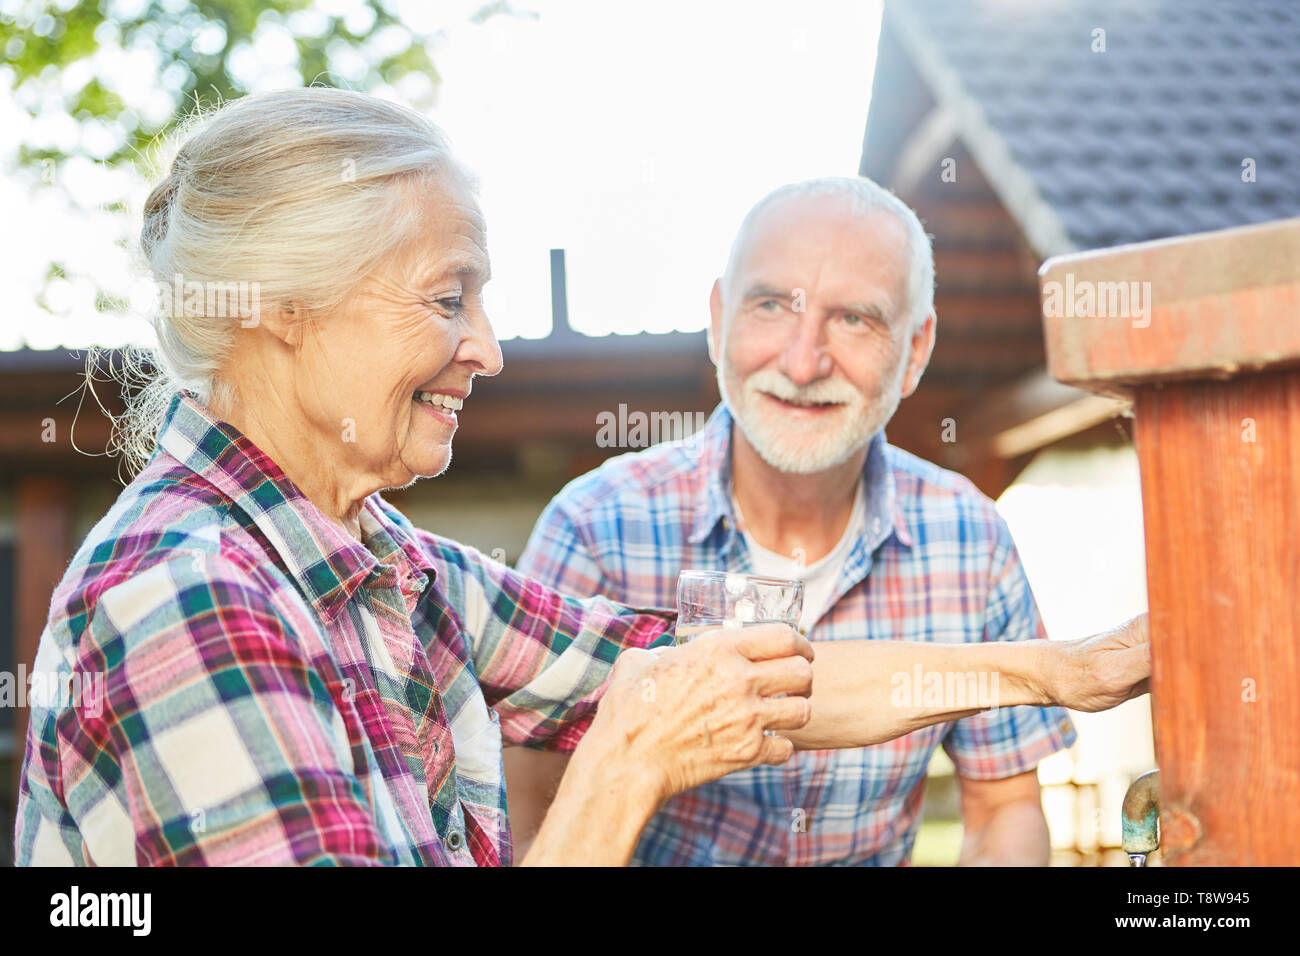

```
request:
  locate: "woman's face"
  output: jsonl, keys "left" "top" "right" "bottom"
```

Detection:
{"left": 292, "top": 172, "right": 502, "bottom": 491}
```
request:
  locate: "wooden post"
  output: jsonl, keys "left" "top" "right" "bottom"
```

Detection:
{"left": 1039, "top": 216, "right": 1300, "bottom": 865}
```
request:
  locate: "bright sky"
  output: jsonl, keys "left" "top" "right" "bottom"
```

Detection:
{"left": 0, "top": 0, "right": 883, "bottom": 349}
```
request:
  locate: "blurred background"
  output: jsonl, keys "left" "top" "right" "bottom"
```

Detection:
{"left": 3, "top": 0, "right": 1298, "bottom": 866}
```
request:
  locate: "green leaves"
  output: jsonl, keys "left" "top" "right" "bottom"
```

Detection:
{"left": 1, "top": 0, "right": 455, "bottom": 173}
{"left": 1, "top": 0, "right": 518, "bottom": 342}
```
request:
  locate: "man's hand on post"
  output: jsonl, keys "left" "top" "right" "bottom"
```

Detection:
{"left": 1041, "top": 613, "right": 1151, "bottom": 712}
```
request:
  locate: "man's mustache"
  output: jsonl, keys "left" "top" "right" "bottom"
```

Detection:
{"left": 743, "top": 370, "right": 859, "bottom": 407}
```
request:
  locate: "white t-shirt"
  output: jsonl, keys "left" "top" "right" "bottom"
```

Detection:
{"left": 734, "top": 480, "right": 867, "bottom": 635}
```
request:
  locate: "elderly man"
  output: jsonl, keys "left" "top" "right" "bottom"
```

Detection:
{"left": 505, "top": 176, "right": 1123, "bottom": 866}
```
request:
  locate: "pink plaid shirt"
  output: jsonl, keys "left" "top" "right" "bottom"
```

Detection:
{"left": 15, "top": 391, "right": 674, "bottom": 866}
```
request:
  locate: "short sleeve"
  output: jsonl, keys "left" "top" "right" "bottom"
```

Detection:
{"left": 516, "top": 497, "right": 608, "bottom": 598}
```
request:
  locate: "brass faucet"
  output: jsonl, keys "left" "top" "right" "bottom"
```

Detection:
{"left": 1121, "top": 770, "right": 1161, "bottom": 866}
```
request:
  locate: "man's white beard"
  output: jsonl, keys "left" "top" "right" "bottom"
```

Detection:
{"left": 719, "top": 361, "right": 905, "bottom": 475}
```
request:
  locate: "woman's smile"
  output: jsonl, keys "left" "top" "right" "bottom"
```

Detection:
{"left": 412, "top": 388, "right": 465, "bottom": 428}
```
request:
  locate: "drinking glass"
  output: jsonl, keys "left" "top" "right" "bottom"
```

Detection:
{"left": 675, "top": 571, "right": 804, "bottom": 736}
{"left": 674, "top": 570, "right": 804, "bottom": 644}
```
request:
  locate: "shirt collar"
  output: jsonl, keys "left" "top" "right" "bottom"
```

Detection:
{"left": 688, "top": 403, "right": 914, "bottom": 550}
{"left": 156, "top": 390, "right": 438, "bottom": 622}
{"left": 687, "top": 404, "right": 739, "bottom": 545}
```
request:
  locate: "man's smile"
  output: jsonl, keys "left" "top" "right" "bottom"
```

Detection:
{"left": 760, "top": 392, "right": 847, "bottom": 416}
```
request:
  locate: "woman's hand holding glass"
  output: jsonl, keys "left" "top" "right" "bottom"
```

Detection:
{"left": 587, "top": 622, "right": 814, "bottom": 805}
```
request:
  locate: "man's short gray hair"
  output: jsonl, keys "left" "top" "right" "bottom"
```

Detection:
{"left": 723, "top": 176, "right": 936, "bottom": 332}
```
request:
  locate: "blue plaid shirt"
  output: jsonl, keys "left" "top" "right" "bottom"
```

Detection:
{"left": 517, "top": 403, "right": 1076, "bottom": 865}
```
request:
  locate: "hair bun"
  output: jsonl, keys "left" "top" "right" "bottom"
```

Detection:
{"left": 140, "top": 173, "right": 180, "bottom": 256}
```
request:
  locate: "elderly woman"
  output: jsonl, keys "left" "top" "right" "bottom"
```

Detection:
{"left": 13, "top": 88, "right": 817, "bottom": 867}
{"left": 15, "top": 88, "right": 1149, "bottom": 867}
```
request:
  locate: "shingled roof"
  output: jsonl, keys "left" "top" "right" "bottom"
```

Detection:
{"left": 865, "top": 0, "right": 1300, "bottom": 256}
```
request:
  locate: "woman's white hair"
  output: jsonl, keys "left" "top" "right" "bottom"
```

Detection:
{"left": 110, "top": 86, "right": 465, "bottom": 473}
{"left": 723, "top": 175, "right": 936, "bottom": 332}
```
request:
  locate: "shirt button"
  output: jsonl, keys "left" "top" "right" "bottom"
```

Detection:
{"left": 445, "top": 830, "right": 464, "bottom": 852}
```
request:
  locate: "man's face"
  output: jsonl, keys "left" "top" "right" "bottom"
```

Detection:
{"left": 710, "top": 195, "right": 933, "bottom": 475}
